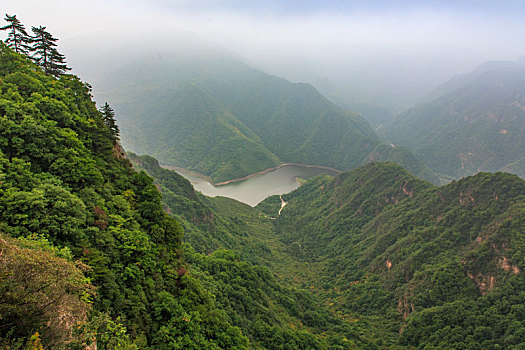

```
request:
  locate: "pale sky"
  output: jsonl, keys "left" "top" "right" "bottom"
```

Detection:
{"left": 2, "top": 0, "right": 524, "bottom": 110}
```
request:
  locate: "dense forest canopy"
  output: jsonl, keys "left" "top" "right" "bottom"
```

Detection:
{"left": 0, "top": 40, "right": 250, "bottom": 349}
{"left": 258, "top": 162, "right": 525, "bottom": 348}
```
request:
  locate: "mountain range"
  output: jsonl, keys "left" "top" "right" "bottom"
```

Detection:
{"left": 1, "top": 36, "right": 524, "bottom": 349}
{"left": 387, "top": 58, "right": 525, "bottom": 180}
{"left": 95, "top": 51, "right": 439, "bottom": 184}
{"left": 257, "top": 162, "right": 525, "bottom": 348}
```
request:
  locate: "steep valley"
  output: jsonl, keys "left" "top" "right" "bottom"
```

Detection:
{"left": 131, "top": 153, "right": 525, "bottom": 349}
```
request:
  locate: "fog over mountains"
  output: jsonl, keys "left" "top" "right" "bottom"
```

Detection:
{"left": 7, "top": 0, "right": 525, "bottom": 117}
{"left": 85, "top": 47, "right": 439, "bottom": 184}
{"left": 387, "top": 58, "right": 525, "bottom": 179}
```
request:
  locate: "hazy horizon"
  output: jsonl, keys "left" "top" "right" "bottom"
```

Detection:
{"left": 3, "top": 0, "right": 525, "bottom": 112}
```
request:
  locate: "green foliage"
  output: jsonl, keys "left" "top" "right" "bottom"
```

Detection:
{"left": 0, "top": 184, "right": 88, "bottom": 244}
{"left": 68, "top": 312, "right": 141, "bottom": 350}
{"left": 262, "top": 162, "right": 525, "bottom": 348}
{"left": 0, "top": 44, "right": 247, "bottom": 348}
{"left": 100, "top": 102, "right": 120, "bottom": 142}
{"left": 400, "top": 276, "right": 525, "bottom": 349}
{"left": 29, "top": 26, "right": 70, "bottom": 77}
{"left": 0, "top": 14, "right": 31, "bottom": 55}
{"left": 254, "top": 194, "right": 283, "bottom": 218}
{"left": 1, "top": 15, "right": 70, "bottom": 77}
{"left": 26, "top": 333, "right": 44, "bottom": 350}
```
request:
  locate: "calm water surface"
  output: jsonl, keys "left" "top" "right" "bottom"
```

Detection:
{"left": 170, "top": 164, "right": 340, "bottom": 206}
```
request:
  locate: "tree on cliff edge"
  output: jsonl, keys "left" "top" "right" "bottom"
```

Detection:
{"left": 0, "top": 14, "right": 31, "bottom": 54}
{"left": 30, "top": 26, "right": 70, "bottom": 76}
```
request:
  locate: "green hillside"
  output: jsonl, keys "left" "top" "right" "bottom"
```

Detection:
{"left": 361, "top": 144, "right": 440, "bottom": 184}
{"left": 113, "top": 81, "right": 280, "bottom": 183}
{"left": 258, "top": 162, "right": 525, "bottom": 348}
{"left": 387, "top": 60, "right": 525, "bottom": 179}
{"left": 127, "top": 152, "right": 276, "bottom": 263}
{"left": 127, "top": 153, "right": 373, "bottom": 348}
{"left": 0, "top": 42, "right": 251, "bottom": 349}
{"left": 132, "top": 151, "right": 525, "bottom": 349}
{"left": 97, "top": 53, "right": 439, "bottom": 185}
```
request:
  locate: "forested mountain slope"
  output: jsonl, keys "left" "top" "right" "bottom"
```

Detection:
{"left": 387, "top": 59, "right": 525, "bottom": 179}
{"left": 132, "top": 152, "right": 525, "bottom": 349}
{"left": 0, "top": 42, "right": 251, "bottom": 349}
{"left": 259, "top": 162, "right": 525, "bottom": 348}
{"left": 127, "top": 153, "right": 375, "bottom": 348}
{"left": 97, "top": 52, "right": 439, "bottom": 184}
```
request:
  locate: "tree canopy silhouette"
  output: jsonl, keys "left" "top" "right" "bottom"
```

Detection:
{"left": 0, "top": 14, "right": 31, "bottom": 54}
{"left": 30, "top": 25, "right": 70, "bottom": 76}
{"left": 100, "top": 102, "right": 120, "bottom": 142}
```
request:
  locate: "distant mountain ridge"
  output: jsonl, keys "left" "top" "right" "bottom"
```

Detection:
{"left": 420, "top": 59, "right": 525, "bottom": 103}
{"left": 387, "top": 58, "right": 525, "bottom": 179}
{"left": 96, "top": 51, "right": 439, "bottom": 184}
{"left": 97, "top": 54, "right": 375, "bottom": 181}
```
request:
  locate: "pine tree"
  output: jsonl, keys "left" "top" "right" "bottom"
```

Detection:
{"left": 0, "top": 14, "right": 31, "bottom": 54}
{"left": 30, "top": 26, "right": 70, "bottom": 76}
{"left": 100, "top": 102, "right": 120, "bottom": 142}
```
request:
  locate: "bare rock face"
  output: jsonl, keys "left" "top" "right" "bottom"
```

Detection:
{"left": 112, "top": 142, "right": 126, "bottom": 159}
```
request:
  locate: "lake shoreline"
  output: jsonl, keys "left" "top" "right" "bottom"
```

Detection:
{"left": 161, "top": 165, "right": 214, "bottom": 183}
{"left": 161, "top": 162, "right": 342, "bottom": 186}
{"left": 161, "top": 162, "right": 342, "bottom": 206}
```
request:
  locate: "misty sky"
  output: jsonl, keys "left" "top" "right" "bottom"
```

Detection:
{"left": 3, "top": 0, "right": 525, "bottom": 110}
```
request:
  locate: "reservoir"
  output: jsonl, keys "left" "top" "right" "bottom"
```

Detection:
{"left": 166, "top": 164, "right": 340, "bottom": 206}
